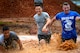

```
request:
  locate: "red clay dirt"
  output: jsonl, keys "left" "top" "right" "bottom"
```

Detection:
{"left": 0, "top": 0, "right": 79, "bottom": 18}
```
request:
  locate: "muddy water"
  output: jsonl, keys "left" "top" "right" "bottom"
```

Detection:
{"left": 4, "top": 34, "right": 80, "bottom": 53}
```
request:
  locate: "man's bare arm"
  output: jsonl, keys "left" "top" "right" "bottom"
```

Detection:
{"left": 76, "top": 16, "right": 80, "bottom": 21}
{"left": 51, "top": 16, "right": 57, "bottom": 25}
{"left": 44, "top": 18, "right": 51, "bottom": 27}
{"left": 42, "top": 16, "right": 56, "bottom": 32}
{"left": 16, "top": 39, "right": 23, "bottom": 50}
{"left": 0, "top": 45, "right": 7, "bottom": 53}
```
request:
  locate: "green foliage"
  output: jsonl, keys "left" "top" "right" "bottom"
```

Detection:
{"left": 0, "top": 21, "right": 12, "bottom": 25}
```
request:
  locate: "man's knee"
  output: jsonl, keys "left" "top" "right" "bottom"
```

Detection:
{"left": 39, "top": 39, "right": 46, "bottom": 45}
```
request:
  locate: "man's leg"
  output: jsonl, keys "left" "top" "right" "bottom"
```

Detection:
{"left": 72, "top": 38, "right": 77, "bottom": 43}
{"left": 62, "top": 38, "right": 66, "bottom": 42}
{"left": 45, "top": 34, "right": 51, "bottom": 43}
{"left": 38, "top": 35, "right": 46, "bottom": 45}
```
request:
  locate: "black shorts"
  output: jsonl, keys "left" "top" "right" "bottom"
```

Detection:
{"left": 62, "top": 38, "right": 77, "bottom": 43}
{"left": 38, "top": 34, "right": 51, "bottom": 43}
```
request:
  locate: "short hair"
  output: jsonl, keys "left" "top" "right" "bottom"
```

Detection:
{"left": 35, "top": 4, "right": 43, "bottom": 8}
{"left": 63, "top": 2, "right": 70, "bottom": 6}
{"left": 2, "top": 26, "right": 9, "bottom": 32}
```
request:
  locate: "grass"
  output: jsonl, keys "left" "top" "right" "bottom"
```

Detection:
{"left": 0, "top": 21, "right": 13, "bottom": 25}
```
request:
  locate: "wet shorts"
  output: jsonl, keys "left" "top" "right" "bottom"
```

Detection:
{"left": 38, "top": 34, "right": 51, "bottom": 43}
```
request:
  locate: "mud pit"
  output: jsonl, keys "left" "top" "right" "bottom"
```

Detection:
{"left": 3, "top": 33, "right": 80, "bottom": 53}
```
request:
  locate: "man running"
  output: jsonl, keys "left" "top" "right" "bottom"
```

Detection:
{"left": 42, "top": 2, "right": 80, "bottom": 43}
{"left": 34, "top": 5, "right": 51, "bottom": 44}
{"left": 0, "top": 26, "right": 23, "bottom": 53}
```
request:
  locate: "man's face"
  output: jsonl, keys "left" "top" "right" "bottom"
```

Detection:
{"left": 62, "top": 5, "right": 70, "bottom": 12}
{"left": 35, "top": 6, "right": 43, "bottom": 15}
{"left": 3, "top": 30, "right": 10, "bottom": 38}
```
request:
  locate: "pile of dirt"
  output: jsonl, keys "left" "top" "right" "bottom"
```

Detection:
{"left": 0, "top": 0, "right": 79, "bottom": 18}
{"left": 59, "top": 40, "right": 77, "bottom": 51}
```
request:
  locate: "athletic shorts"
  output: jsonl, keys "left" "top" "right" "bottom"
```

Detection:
{"left": 38, "top": 34, "right": 51, "bottom": 43}
{"left": 62, "top": 38, "right": 77, "bottom": 43}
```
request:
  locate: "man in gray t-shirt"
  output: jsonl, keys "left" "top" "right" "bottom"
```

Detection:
{"left": 0, "top": 26, "right": 23, "bottom": 53}
{"left": 34, "top": 5, "right": 51, "bottom": 44}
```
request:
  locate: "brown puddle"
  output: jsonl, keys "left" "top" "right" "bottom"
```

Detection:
{"left": 1, "top": 33, "right": 80, "bottom": 53}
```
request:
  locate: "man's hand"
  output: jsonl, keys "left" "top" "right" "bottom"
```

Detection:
{"left": 16, "top": 39, "right": 24, "bottom": 50}
{"left": 0, "top": 46, "right": 8, "bottom": 53}
{"left": 42, "top": 26, "right": 48, "bottom": 33}
{"left": 76, "top": 16, "right": 80, "bottom": 21}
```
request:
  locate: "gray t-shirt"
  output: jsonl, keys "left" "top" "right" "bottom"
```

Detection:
{"left": 34, "top": 0, "right": 43, "bottom": 3}
{"left": 0, "top": 31, "right": 19, "bottom": 47}
{"left": 34, "top": 12, "right": 51, "bottom": 35}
